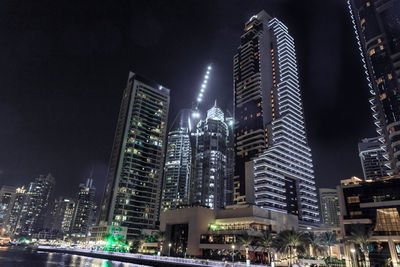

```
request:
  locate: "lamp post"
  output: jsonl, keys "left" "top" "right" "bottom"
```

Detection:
{"left": 232, "top": 245, "right": 235, "bottom": 266}
{"left": 168, "top": 243, "right": 172, "bottom": 257}
{"left": 350, "top": 248, "right": 356, "bottom": 267}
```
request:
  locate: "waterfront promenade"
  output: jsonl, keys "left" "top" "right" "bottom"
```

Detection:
{"left": 37, "top": 246, "right": 266, "bottom": 267}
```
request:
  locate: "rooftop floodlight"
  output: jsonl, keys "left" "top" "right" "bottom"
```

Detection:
{"left": 205, "top": 75, "right": 209, "bottom": 79}
{"left": 208, "top": 65, "right": 212, "bottom": 70}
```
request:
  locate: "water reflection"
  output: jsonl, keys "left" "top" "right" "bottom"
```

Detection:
{"left": 0, "top": 248, "right": 149, "bottom": 267}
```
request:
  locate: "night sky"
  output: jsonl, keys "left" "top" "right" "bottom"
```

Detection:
{"left": 0, "top": 0, "right": 375, "bottom": 202}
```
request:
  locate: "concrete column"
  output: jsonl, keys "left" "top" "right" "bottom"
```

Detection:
{"left": 344, "top": 243, "right": 353, "bottom": 267}
{"left": 388, "top": 239, "right": 399, "bottom": 267}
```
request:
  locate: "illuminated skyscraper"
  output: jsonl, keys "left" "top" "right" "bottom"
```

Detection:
{"left": 162, "top": 109, "right": 192, "bottom": 211}
{"left": 319, "top": 188, "right": 340, "bottom": 227}
{"left": 348, "top": 0, "right": 400, "bottom": 174}
{"left": 99, "top": 72, "right": 170, "bottom": 240}
{"left": 51, "top": 197, "right": 75, "bottom": 234}
{"left": 0, "top": 186, "right": 16, "bottom": 232}
{"left": 190, "top": 103, "right": 229, "bottom": 210}
{"left": 70, "top": 179, "right": 95, "bottom": 239}
{"left": 233, "top": 10, "right": 319, "bottom": 224}
{"left": 359, "top": 137, "right": 386, "bottom": 179}
{"left": 16, "top": 174, "right": 55, "bottom": 237}
{"left": 7, "top": 186, "right": 26, "bottom": 235}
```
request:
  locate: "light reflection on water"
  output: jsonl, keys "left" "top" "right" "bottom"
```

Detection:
{"left": 0, "top": 247, "right": 149, "bottom": 267}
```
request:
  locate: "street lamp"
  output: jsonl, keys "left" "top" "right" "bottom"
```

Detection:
{"left": 168, "top": 243, "right": 172, "bottom": 257}
{"left": 350, "top": 248, "right": 356, "bottom": 267}
{"left": 232, "top": 245, "right": 235, "bottom": 266}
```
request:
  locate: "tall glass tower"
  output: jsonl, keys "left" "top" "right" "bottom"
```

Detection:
{"left": 15, "top": 174, "right": 55, "bottom": 237}
{"left": 233, "top": 10, "right": 320, "bottom": 224}
{"left": 190, "top": 103, "right": 229, "bottom": 210}
{"left": 70, "top": 178, "right": 95, "bottom": 240}
{"left": 348, "top": 0, "right": 400, "bottom": 174}
{"left": 99, "top": 72, "right": 170, "bottom": 240}
{"left": 161, "top": 109, "right": 192, "bottom": 211}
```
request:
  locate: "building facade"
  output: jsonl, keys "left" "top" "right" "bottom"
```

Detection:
{"left": 51, "top": 197, "right": 75, "bottom": 235}
{"left": 70, "top": 179, "right": 96, "bottom": 240}
{"left": 348, "top": 0, "right": 400, "bottom": 174}
{"left": 7, "top": 186, "right": 26, "bottom": 235}
{"left": 338, "top": 176, "right": 400, "bottom": 267}
{"left": 99, "top": 72, "right": 170, "bottom": 240}
{"left": 233, "top": 10, "right": 319, "bottom": 225}
{"left": 0, "top": 186, "right": 16, "bottom": 232}
{"left": 159, "top": 205, "right": 298, "bottom": 257}
{"left": 15, "top": 174, "right": 55, "bottom": 237}
{"left": 190, "top": 103, "right": 228, "bottom": 210}
{"left": 319, "top": 188, "right": 340, "bottom": 227}
{"left": 358, "top": 137, "right": 387, "bottom": 179}
{"left": 162, "top": 109, "right": 192, "bottom": 211}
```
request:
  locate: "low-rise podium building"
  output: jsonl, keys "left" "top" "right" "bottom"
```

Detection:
{"left": 159, "top": 204, "right": 298, "bottom": 257}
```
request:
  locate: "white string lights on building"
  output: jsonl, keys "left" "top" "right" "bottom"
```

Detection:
{"left": 192, "top": 65, "right": 212, "bottom": 119}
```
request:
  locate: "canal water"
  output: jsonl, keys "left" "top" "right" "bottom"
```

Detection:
{"left": 0, "top": 247, "right": 150, "bottom": 267}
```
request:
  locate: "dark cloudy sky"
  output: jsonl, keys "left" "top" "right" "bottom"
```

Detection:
{"left": 0, "top": 0, "right": 375, "bottom": 202}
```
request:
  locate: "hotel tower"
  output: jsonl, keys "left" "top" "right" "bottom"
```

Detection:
{"left": 233, "top": 10, "right": 320, "bottom": 225}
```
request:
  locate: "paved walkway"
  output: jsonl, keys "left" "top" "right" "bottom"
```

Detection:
{"left": 37, "top": 246, "right": 267, "bottom": 267}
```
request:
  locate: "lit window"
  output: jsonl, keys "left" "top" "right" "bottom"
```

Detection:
{"left": 374, "top": 208, "right": 400, "bottom": 233}
{"left": 347, "top": 196, "right": 360, "bottom": 203}
{"left": 366, "top": 2, "right": 370, "bottom": 7}
{"left": 380, "top": 93, "right": 387, "bottom": 100}
{"left": 378, "top": 38, "right": 382, "bottom": 43}
{"left": 380, "top": 45, "right": 384, "bottom": 50}
{"left": 377, "top": 77, "right": 383, "bottom": 84}
{"left": 369, "top": 49, "right": 375, "bottom": 56}
{"left": 361, "top": 18, "right": 366, "bottom": 25}
{"left": 388, "top": 73, "right": 393, "bottom": 80}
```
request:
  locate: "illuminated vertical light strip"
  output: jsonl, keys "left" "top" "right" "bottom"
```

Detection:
{"left": 253, "top": 18, "right": 320, "bottom": 224}
{"left": 192, "top": 64, "right": 212, "bottom": 118}
{"left": 347, "top": 0, "right": 390, "bottom": 167}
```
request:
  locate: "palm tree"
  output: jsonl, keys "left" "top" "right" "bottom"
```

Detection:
{"left": 273, "top": 229, "right": 307, "bottom": 266}
{"left": 305, "top": 231, "right": 322, "bottom": 258}
{"left": 320, "top": 231, "right": 338, "bottom": 259}
{"left": 256, "top": 231, "right": 273, "bottom": 264}
{"left": 348, "top": 226, "right": 373, "bottom": 267}
{"left": 237, "top": 233, "right": 255, "bottom": 262}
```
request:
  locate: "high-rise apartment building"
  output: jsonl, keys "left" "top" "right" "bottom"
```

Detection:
{"left": 348, "top": 0, "right": 400, "bottom": 174}
{"left": 358, "top": 137, "right": 386, "bottom": 179}
{"left": 190, "top": 103, "right": 228, "bottom": 210}
{"left": 15, "top": 174, "right": 55, "bottom": 237}
{"left": 70, "top": 178, "right": 95, "bottom": 239}
{"left": 99, "top": 72, "right": 170, "bottom": 240}
{"left": 7, "top": 186, "right": 26, "bottom": 235}
{"left": 51, "top": 197, "right": 75, "bottom": 235}
{"left": 319, "top": 188, "right": 340, "bottom": 227}
{"left": 162, "top": 109, "right": 192, "bottom": 211}
{"left": 233, "top": 10, "right": 319, "bottom": 224}
{"left": 0, "top": 186, "right": 16, "bottom": 232}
